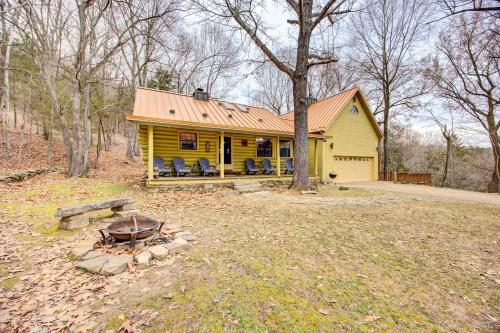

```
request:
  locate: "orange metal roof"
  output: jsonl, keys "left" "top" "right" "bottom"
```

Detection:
{"left": 281, "top": 87, "right": 382, "bottom": 138}
{"left": 129, "top": 87, "right": 294, "bottom": 134}
{"left": 128, "top": 86, "right": 381, "bottom": 138}
{"left": 281, "top": 87, "right": 356, "bottom": 132}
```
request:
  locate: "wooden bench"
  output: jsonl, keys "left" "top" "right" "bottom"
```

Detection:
{"left": 56, "top": 198, "right": 137, "bottom": 230}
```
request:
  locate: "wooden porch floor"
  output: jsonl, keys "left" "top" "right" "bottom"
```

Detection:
{"left": 147, "top": 174, "right": 303, "bottom": 186}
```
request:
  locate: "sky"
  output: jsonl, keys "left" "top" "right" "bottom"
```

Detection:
{"left": 215, "top": 1, "right": 493, "bottom": 148}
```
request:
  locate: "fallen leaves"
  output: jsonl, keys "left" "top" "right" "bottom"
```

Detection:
{"left": 317, "top": 308, "right": 331, "bottom": 316}
{"left": 363, "top": 314, "right": 381, "bottom": 322}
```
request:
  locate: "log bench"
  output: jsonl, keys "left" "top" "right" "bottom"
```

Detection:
{"left": 55, "top": 198, "right": 137, "bottom": 230}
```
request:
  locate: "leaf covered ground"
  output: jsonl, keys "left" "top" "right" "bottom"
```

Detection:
{"left": 0, "top": 173, "right": 498, "bottom": 332}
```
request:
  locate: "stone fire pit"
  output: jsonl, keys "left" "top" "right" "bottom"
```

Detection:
{"left": 72, "top": 223, "right": 195, "bottom": 276}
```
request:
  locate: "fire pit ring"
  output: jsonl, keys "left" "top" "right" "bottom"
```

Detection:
{"left": 99, "top": 216, "right": 164, "bottom": 243}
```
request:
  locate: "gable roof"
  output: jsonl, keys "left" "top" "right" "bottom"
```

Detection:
{"left": 128, "top": 87, "right": 294, "bottom": 135}
{"left": 281, "top": 87, "right": 383, "bottom": 138}
{"left": 128, "top": 86, "right": 382, "bottom": 139}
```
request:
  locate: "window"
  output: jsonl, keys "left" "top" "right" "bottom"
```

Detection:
{"left": 256, "top": 138, "right": 272, "bottom": 157}
{"left": 350, "top": 106, "right": 359, "bottom": 114}
{"left": 234, "top": 104, "right": 250, "bottom": 113}
{"left": 219, "top": 101, "right": 234, "bottom": 110}
{"left": 279, "top": 140, "right": 291, "bottom": 157}
{"left": 179, "top": 132, "right": 197, "bottom": 150}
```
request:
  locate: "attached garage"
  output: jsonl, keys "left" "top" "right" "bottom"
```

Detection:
{"left": 332, "top": 156, "right": 375, "bottom": 182}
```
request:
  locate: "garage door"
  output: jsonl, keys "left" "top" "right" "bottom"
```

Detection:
{"left": 333, "top": 156, "right": 373, "bottom": 182}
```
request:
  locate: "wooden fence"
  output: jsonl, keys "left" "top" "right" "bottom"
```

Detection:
{"left": 379, "top": 171, "right": 432, "bottom": 186}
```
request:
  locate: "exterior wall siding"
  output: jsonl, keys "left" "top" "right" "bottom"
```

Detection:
{"left": 138, "top": 125, "right": 298, "bottom": 174}
{"left": 320, "top": 98, "right": 380, "bottom": 181}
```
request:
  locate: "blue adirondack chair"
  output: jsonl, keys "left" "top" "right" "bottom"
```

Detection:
{"left": 262, "top": 159, "right": 276, "bottom": 175}
{"left": 245, "top": 159, "right": 259, "bottom": 175}
{"left": 153, "top": 156, "right": 172, "bottom": 176}
{"left": 173, "top": 157, "right": 192, "bottom": 177}
{"left": 198, "top": 158, "right": 216, "bottom": 176}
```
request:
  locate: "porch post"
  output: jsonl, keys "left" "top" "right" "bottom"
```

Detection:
{"left": 314, "top": 139, "right": 318, "bottom": 177}
{"left": 276, "top": 136, "right": 281, "bottom": 177}
{"left": 147, "top": 125, "right": 154, "bottom": 181}
{"left": 219, "top": 131, "right": 224, "bottom": 179}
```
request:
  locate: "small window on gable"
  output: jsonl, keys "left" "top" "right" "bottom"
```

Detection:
{"left": 350, "top": 106, "right": 359, "bottom": 114}
{"left": 179, "top": 132, "right": 197, "bottom": 150}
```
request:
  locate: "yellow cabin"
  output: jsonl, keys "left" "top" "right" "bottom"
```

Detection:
{"left": 127, "top": 86, "right": 382, "bottom": 185}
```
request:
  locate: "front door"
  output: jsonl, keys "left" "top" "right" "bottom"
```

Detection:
{"left": 223, "top": 137, "right": 232, "bottom": 164}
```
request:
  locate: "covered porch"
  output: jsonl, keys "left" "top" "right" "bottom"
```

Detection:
{"left": 139, "top": 124, "right": 325, "bottom": 186}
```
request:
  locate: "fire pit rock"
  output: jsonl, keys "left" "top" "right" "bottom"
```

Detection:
{"left": 71, "top": 240, "right": 95, "bottom": 260}
{"left": 101, "top": 255, "right": 133, "bottom": 276}
{"left": 149, "top": 245, "right": 169, "bottom": 259}
{"left": 72, "top": 223, "right": 196, "bottom": 275}
{"left": 75, "top": 251, "right": 133, "bottom": 275}
{"left": 136, "top": 251, "right": 152, "bottom": 268}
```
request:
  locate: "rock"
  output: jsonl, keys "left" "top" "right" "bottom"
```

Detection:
{"left": 71, "top": 240, "right": 95, "bottom": 260}
{"left": 174, "top": 231, "right": 197, "bottom": 242}
{"left": 100, "top": 255, "right": 133, "bottom": 276}
{"left": 165, "top": 238, "right": 190, "bottom": 254}
{"left": 149, "top": 245, "right": 169, "bottom": 259}
{"left": 81, "top": 250, "right": 107, "bottom": 260}
{"left": 75, "top": 255, "right": 110, "bottom": 274}
{"left": 203, "top": 183, "right": 214, "bottom": 189}
{"left": 113, "top": 209, "right": 139, "bottom": 218}
{"left": 58, "top": 214, "right": 90, "bottom": 230}
{"left": 111, "top": 203, "right": 137, "bottom": 212}
{"left": 135, "top": 251, "right": 152, "bottom": 268}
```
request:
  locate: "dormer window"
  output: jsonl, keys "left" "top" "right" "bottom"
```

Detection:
{"left": 350, "top": 106, "right": 359, "bottom": 114}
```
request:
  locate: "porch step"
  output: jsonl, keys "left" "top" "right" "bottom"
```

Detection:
{"left": 233, "top": 181, "right": 262, "bottom": 193}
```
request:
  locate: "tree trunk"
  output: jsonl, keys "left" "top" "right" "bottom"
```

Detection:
{"left": 291, "top": 78, "right": 310, "bottom": 190}
{"left": 290, "top": 17, "right": 312, "bottom": 191}
{"left": 81, "top": 84, "right": 92, "bottom": 175}
{"left": 1, "top": 25, "right": 13, "bottom": 155}
{"left": 126, "top": 121, "right": 137, "bottom": 160}
{"left": 47, "top": 112, "right": 53, "bottom": 168}
{"left": 95, "top": 116, "right": 102, "bottom": 168}
{"left": 382, "top": 85, "right": 390, "bottom": 179}
{"left": 486, "top": 112, "right": 499, "bottom": 193}
{"left": 69, "top": 88, "right": 83, "bottom": 176}
{"left": 442, "top": 136, "right": 452, "bottom": 187}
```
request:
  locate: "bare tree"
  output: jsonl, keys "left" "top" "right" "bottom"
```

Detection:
{"left": 424, "top": 14, "right": 499, "bottom": 192}
{"left": 196, "top": 0, "right": 355, "bottom": 190}
{"left": 427, "top": 108, "right": 457, "bottom": 187}
{"left": 118, "top": 0, "right": 179, "bottom": 160}
{"left": 0, "top": 0, "right": 16, "bottom": 155}
{"left": 165, "top": 23, "right": 241, "bottom": 97}
{"left": 438, "top": 0, "right": 500, "bottom": 17}
{"left": 308, "top": 58, "right": 361, "bottom": 99}
{"left": 248, "top": 62, "right": 293, "bottom": 115}
{"left": 18, "top": 0, "right": 74, "bottom": 171}
{"left": 349, "top": 0, "right": 430, "bottom": 179}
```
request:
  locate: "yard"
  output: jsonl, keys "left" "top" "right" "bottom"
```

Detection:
{"left": 0, "top": 173, "right": 498, "bottom": 332}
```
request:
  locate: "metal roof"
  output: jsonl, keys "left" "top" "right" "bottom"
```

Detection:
{"left": 128, "top": 86, "right": 381, "bottom": 138}
{"left": 129, "top": 87, "right": 293, "bottom": 134}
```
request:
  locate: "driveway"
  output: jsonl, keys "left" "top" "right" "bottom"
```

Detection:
{"left": 343, "top": 181, "right": 500, "bottom": 206}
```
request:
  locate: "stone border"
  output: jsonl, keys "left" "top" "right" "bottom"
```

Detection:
{"left": 72, "top": 228, "right": 196, "bottom": 276}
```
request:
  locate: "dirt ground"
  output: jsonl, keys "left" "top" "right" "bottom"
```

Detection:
{"left": 0, "top": 174, "right": 499, "bottom": 332}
